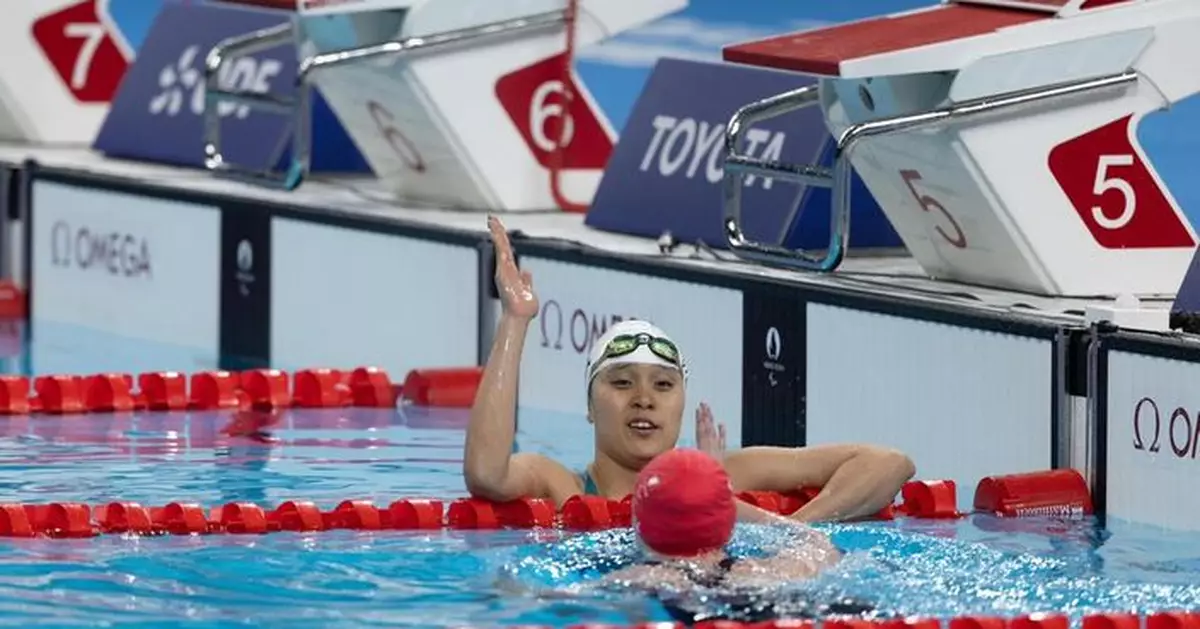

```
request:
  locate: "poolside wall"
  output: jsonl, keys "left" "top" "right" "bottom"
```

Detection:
{"left": 9, "top": 160, "right": 1200, "bottom": 530}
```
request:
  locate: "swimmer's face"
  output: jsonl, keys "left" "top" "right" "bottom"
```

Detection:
{"left": 589, "top": 363, "right": 685, "bottom": 466}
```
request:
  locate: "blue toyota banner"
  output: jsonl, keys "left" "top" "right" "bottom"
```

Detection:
{"left": 584, "top": 57, "right": 902, "bottom": 251}
{"left": 93, "top": 1, "right": 369, "bottom": 174}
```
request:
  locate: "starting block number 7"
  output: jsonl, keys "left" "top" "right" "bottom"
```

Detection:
{"left": 899, "top": 169, "right": 968, "bottom": 249}
{"left": 32, "top": 0, "right": 129, "bottom": 103}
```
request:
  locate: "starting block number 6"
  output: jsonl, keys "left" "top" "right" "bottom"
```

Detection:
{"left": 366, "top": 100, "right": 425, "bottom": 173}
{"left": 530, "top": 80, "right": 574, "bottom": 153}
{"left": 496, "top": 52, "right": 613, "bottom": 171}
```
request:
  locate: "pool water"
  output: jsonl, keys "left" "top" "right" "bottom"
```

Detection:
{"left": 5, "top": 323, "right": 1200, "bottom": 627}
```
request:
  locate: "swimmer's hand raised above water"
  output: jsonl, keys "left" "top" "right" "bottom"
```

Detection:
{"left": 488, "top": 215, "right": 538, "bottom": 321}
{"left": 695, "top": 403, "right": 727, "bottom": 460}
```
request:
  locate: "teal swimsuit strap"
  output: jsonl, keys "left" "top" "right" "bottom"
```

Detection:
{"left": 578, "top": 468, "right": 601, "bottom": 496}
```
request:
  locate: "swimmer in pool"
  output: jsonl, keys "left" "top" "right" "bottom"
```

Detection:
{"left": 464, "top": 216, "right": 916, "bottom": 524}
{"left": 603, "top": 448, "right": 871, "bottom": 624}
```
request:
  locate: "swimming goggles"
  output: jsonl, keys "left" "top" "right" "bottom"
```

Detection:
{"left": 592, "top": 333, "right": 682, "bottom": 370}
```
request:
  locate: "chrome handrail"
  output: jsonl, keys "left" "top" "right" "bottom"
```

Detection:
{"left": 202, "top": 8, "right": 568, "bottom": 190}
{"left": 202, "top": 22, "right": 302, "bottom": 189}
{"left": 720, "top": 69, "right": 1140, "bottom": 272}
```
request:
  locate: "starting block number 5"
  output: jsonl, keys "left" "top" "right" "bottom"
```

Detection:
{"left": 1091, "top": 154, "right": 1136, "bottom": 230}
{"left": 899, "top": 169, "right": 968, "bottom": 249}
{"left": 1049, "top": 115, "right": 1195, "bottom": 249}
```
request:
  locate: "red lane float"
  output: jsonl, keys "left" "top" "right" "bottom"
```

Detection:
{"left": 0, "top": 280, "right": 25, "bottom": 320}
{"left": 0, "top": 364, "right": 469, "bottom": 416}
{"left": 1147, "top": 612, "right": 1200, "bottom": 629}
{"left": 400, "top": 367, "right": 484, "bottom": 408}
{"left": 696, "top": 614, "right": 1200, "bottom": 629}
{"left": 0, "top": 471, "right": 1097, "bottom": 540}
{"left": 974, "top": 469, "right": 1093, "bottom": 518}
{"left": 900, "top": 480, "right": 961, "bottom": 519}
{"left": 1084, "top": 613, "right": 1142, "bottom": 629}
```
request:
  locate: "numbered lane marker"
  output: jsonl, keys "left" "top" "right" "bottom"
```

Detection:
{"left": 1048, "top": 114, "right": 1195, "bottom": 250}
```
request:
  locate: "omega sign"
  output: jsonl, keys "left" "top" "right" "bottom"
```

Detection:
{"left": 1133, "top": 396, "right": 1200, "bottom": 460}
{"left": 538, "top": 299, "right": 629, "bottom": 355}
{"left": 50, "top": 221, "right": 152, "bottom": 278}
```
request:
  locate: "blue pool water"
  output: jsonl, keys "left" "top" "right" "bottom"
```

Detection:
{"left": 6, "top": 322, "right": 1200, "bottom": 627}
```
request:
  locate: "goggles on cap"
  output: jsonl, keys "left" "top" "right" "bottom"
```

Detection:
{"left": 588, "top": 332, "right": 682, "bottom": 378}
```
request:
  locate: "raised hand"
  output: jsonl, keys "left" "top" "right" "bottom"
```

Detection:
{"left": 695, "top": 402, "right": 727, "bottom": 460}
{"left": 488, "top": 215, "right": 539, "bottom": 320}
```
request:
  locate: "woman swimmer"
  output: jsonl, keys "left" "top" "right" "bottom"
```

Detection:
{"left": 464, "top": 215, "right": 917, "bottom": 523}
{"left": 599, "top": 448, "right": 874, "bottom": 625}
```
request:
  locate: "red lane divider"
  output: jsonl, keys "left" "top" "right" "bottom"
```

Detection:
{"left": 736, "top": 470, "right": 1089, "bottom": 522}
{"left": 974, "top": 469, "right": 1093, "bottom": 517}
{"left": 361, "top": 611, "right": 1198, "bottom": 629}
{"left": 0, "top": 470, "right": 1093, "bottom": 539}
{"left": 0, "top": 365, "right": 488, "bottom": 416}
{"left": 667, "top": 611, "right": 1200, "bottom": 629}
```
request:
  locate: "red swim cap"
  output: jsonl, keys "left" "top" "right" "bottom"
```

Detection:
{"left": 632, "top": 448, "right": 737, "bottom": 557}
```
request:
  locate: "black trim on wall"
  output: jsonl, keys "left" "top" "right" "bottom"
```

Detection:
{"left": 741, "top": 283, "right": 807, "bottom": 447}
{"left": 20, "top": 160, "right": 35, "bottom": 341}
{"left": 1102, "top": 328, "right": 1200, "bottom": 364}
{"left": 1051, "top": 330, "right": 1063, "bottom": 470}
{"left": 1089, "top": 324, "right": 1113, "bottom": 529}
{"left": 219, "top": 201, "right": 272, "bottom": 370}
{"left": 1051, "top": 326, "right": 1094, "bottom": 469}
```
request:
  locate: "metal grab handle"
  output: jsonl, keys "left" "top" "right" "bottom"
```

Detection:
{"left": 720, "top": 84, "right": 839, "bottom": 270}
{"left": 298, "top": 9, "right": 566, "bottom": 78}
{"left": 721, "top": 69, "right": 1141, "bottom": 272}
{"left": 202, "top": 8, "right": 568, "bottom": 191}
{"left": 203, "top": 22, "right": 304, "bottom": 190}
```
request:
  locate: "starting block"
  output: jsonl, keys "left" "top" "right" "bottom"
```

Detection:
{"left": 204, "top": 0, "right": 687, "bottom": 213}
{"left": 0, "top": 1, "right": 136, "bottom": 144}
{"left": 721, "top": 0, "right": 1200, "bottom": 297}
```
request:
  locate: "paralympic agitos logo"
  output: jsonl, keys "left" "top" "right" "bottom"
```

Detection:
{"left": 538, "top": 299, "right": 631, "bottom": 356}
{"left": 50, "top": 220, "right": 152, "bottom": 278}
{"left": 1133, "top": 396, "right": 1200, "bottom": 459}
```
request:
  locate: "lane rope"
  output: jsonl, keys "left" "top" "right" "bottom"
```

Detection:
{"left": 0, "top": 471, "right": 1092, "bottom": 539}
{"left": 0, "top": 365, "right": 485, "bottom": 414}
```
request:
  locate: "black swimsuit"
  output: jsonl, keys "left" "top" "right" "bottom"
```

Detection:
{"left": 645, "top": 557, "right": 876, "bottom": 625}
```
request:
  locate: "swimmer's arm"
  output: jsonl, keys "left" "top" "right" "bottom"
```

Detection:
{"left": 724, "top": 444, "right": 915, "bottom": 523}
{"left": 735, "top": 498, "right": 791, "bottom": 524}
{"left": 601, "top": 565, "right": 690, "bottom": 591}
{"left": 464, "top": 314, "right": 543, "bottom": 501}
{"left": 735, "top": 500, "right": 840, "bottom": 556}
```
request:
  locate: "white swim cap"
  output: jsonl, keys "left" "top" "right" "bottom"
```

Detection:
{"left": 585, "top": 319, "right": 688, "bottom": 390}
